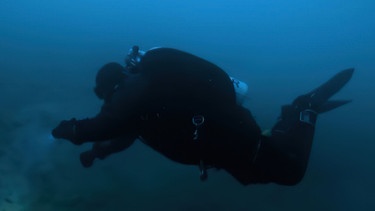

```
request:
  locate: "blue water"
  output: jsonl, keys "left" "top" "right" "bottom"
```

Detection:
{"left": 1, "top": 0, "right": 374, "bottom": 210}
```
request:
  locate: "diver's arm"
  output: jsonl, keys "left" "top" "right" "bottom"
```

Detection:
{"left": 51, "top": 115, "right": 133, "bottom": 144}
{"left": 75, "top": 116, "right": 133, "bottom": 143}
{"left": 79, "top": 135, "right": 137, "bottom": 168}
{"left": 52, "top": 74, "right": 147, "bottom": 144}
{"left": 250, "top": 107, "right": 316, "bottom": 185}
{"left": 52, "top": 99, "right": 142, "bottom": 144}
{"left": 92, "top": 135, "right": 137, "bottom": 159}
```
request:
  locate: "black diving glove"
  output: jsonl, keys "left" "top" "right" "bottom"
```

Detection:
{"left": 79, "top": 142, "right": 110, "bottom": 168}
{"left": 52, "top": 118, "right": 81, "bottom": 145}
{"left": 80, "top": 150, "right": 96, "bottom": 168}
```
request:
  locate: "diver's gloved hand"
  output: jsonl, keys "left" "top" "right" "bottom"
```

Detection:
{"left": 80, "top": 150, "right": 96, "bottom": 168}
{"left": 52, "top": 118, "right": 81, "bottom": 144}
{"left": 79, "top": 142, "right": 110, "bottom": 168}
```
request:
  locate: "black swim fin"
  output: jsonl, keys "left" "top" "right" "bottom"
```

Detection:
{"left": 293, "top": 68, "right": 354, "bottom": 113}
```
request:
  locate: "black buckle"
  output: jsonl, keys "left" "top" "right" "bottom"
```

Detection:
{"left": 192, "top": 115, "right": 205, "bottom": 126}
{"left": 199, "top": 160, "right": 208, "bottom": 181}
{"left": 192, "top": 115, "right": 205, "bottom": 141}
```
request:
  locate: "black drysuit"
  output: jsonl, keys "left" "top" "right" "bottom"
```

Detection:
{"left": 53, "top": 48, "right": 353, "bottom": 186}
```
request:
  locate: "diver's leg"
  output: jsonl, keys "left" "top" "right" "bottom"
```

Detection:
{"left": 80, "top": 135, "right": 137, "bottom": 168}
{"left": 251, "top": 68, "right": 354, "bottom": 185}
{"left": 251, "top": 105, "right": 316, "bottom": 185}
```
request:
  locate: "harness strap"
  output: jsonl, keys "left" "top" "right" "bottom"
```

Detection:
{"left": 192, "top": 115, "right": 208, "bottom": 181}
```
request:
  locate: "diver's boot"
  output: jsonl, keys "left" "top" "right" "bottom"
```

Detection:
{"left": 294, "top": 68, "right": 354, "bottom": 114}
{"left": 273, "top": 67, "right": 354, "bottom": 134}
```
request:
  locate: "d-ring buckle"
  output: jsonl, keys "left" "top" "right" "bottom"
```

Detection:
{"left": 192, "top": 115, "right": 205, "bottom": 126}
{"left": 192, "top": 115, "right": 205, "bottom": 141}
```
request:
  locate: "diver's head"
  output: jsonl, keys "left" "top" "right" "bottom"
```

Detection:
{"left": 132, "top": 45, "right": 140, "bottom": 54}
{"left": 94, "top": 62, "right": 126, "bottom": 100}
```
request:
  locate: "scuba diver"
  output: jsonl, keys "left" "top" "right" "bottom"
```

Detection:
{"left": 52, "top": 47, "right": 354, "bottom": 186}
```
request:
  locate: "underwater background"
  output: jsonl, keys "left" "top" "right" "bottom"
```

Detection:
{"left": 1, "top": 0, "right": 374, "bottom": 210}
